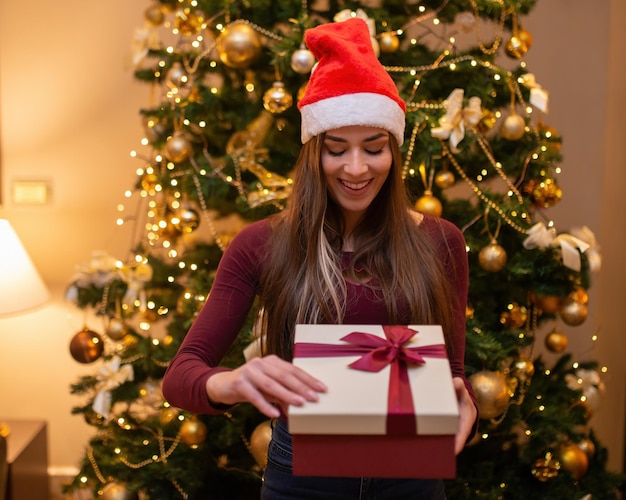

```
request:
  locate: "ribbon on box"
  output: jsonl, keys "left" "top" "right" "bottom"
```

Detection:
{"left": 293, "top": 325, "right": 446, "bottom": 436}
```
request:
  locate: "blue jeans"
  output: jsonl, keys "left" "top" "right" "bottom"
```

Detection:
{"left": 261, "top": 419, "right": 447, "bottom": 500}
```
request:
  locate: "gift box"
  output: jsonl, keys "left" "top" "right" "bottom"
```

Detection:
{"left": 288, "top": 324, "right": 459, "bottom": 478}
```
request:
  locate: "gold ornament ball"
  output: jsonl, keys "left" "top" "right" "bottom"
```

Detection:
{"left": 571, "top": 286, "right": 589, "bottom": 305}
{"left": 518, "top": 28, "right": 534, "bottom": 49}
{"left": 143, "top": 116, "right": 168, "bottom": 142}
{"left": 174, "top": 8, "right": 204, "bottom": 37}
{"left": 290, "top": 48, "right": 316, "bottom": 74}
{"left": 414, "top": 191, "right": 442, "bottom": 217}
{"left": 263, "top": 82, "right": 293, "bottom": 114}
{"left": 504, "top": 35, "right": 528, "bottom": 59}
{"left": 545, "top": 329, "right": 568, "bottom": 353}
{"left": 529, "top": 292, "right": 563, "bottom": 314}
{"left": 531, "top": 452, "right": 560, "bottom": 482}
{"left": 100, "top": 481, "right": 138, "bottom": 500}
{"left": 478, "top": 241, "right": 507, "bottom": 272}
{"left": 379, "top": 32, "right": 400, "bottom": 53}
{"left": 144, "top": 4, "right": 164, "bottom": 26}
{"left": 477, "top": 109, "right": 497, "bottom": 134}
{"left": 469, "top": 370, "right": 511, "bottom": 420}
{"left": 160, "top": 406, "right": 179, "bottom": 426}
{"left": 84, "top": 410, "right": 105, "bottom": 426}
{"left": 513, "top": 359, "right": 535, "bottom": 383}
{"left": 559, "top": 443, "right": 589, "bottom": 480}
{"left": 577, "top": 438, "right": 596, "bottom": 459}
{"left": 559, "top": 298, "right": 588, "bottom": 326}
{"left": 105, "top": 317, "right": 128, "bottom": 341}
{"left": 249, "top": 420, "right": 273, "bottom": 468}
{"left": 531, "top": 178, "right": 563, "bottom": 208}
{"left": 217, "top": 23, "right": 262, "bottom": 69}
{"left": 69, "top": 328, "right": 104, "bottom": 364}
{"left": 166, "top": 62, "right": 189, "bottom": 89}
{"left": 172, "top": 206, "right": 200, "bottom": 233}
{"left": 500, "top": 303, "right": 528, "bottom": 328}
{"left": 500, "top": 113, "right": 526, "bottom": 140}
{"left": 180, "top": 418, "right": 207, "bottom": 445}
{"left": 434, "top": 170, "right": 455, "bottom": 189}
{"left": 164, "top": 132, "right": 192, "bottom": 163}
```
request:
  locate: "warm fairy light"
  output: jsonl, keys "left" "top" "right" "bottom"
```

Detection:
{"left": 168, "top": 249, "right": 178, "bottom": 258}
{"left": 449, "top": 63, "right": 457, "bottom": 70}
{"left": 117, "top": 204, "right": 124, "bottom": 211}
{"left": 573, "top": 362, "right": 579, "bottom": 369}
{"left": 493, "top": 74, "right": 501, "bottom": 81}
{"left": 125, "top": 190, "right": 132, "bottom": 197}
{"left": 525, "top": 429, "right": 531, "bottom": 436}
{"left": 591, "top": 334, "right": 598, "bottom": 342}
{"left": 114, "top": 447, "right": 122, "bottom": 454}
{"left": 525, "top": 106, "right": 533, "bottom": 114}
{"left": 166, "top": 46, "right": 174, "bottom": 54}
{"left": 245, "top": 83, "right": 255, "bottom": 92}
{"left": 544, "top": 370, "right": 551, "bottom": 375}
{"left": 190, "top": 263, "right": 198, "bottom": 270}
{"left": 410, "top": 38, "right": 417, "bottom": 45}
{"left": 158, "top": 60, "right": 166, "bottom": 68}
{"left": 152, "top": 338, "right": 160, "bottom": 346}
{"left": 168, "top": 276, "right": 175, "bottom": 283}
{"left": 481, "top": 433, "right": 488, "bottom": 440}
{"left": 80, "top": 476, "right": 88, "bottom": 484}
{"left": 141, "top": 138, "right": 149, "bottom": 145}
{"left": 433, "top": 18, "right": 440, "bottom": 25}
{"left": 199, "top": 120, "right": 206, "bottom": 127}
{"left": 538, "top": 405, "right": 545, "bottom": 411}
{"left": 116, "top": 218, "right": 124, "bottom": 226}
{"left": 470, "top": 60, "right": 477, "bottom": 67}
{"left": 216, "top": 23, "right": 224, "bottom": 30}
{"left": 601, "top": 366, "right": 608, "bottom": 373}
{"left": 130, "top": 150, "right": 137, "bottom": 158}
{"left": 139, "top": 321, "right": 151, "bottom": 331}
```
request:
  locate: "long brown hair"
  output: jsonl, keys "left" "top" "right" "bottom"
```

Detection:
{"left": 259, "top": 133, "right": 457, "bottom": 359}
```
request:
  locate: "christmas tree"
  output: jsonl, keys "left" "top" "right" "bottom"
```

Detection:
{"left": 64, "top": 0, "right": 625, "bottom": 498}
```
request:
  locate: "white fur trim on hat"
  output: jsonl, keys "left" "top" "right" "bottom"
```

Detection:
{"left": 300, "top": 92, "right": 405, "bottom": 145}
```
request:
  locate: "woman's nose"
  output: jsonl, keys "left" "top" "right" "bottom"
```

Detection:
{"left": 344, "top": 150, "right": 368, "bottom": 175}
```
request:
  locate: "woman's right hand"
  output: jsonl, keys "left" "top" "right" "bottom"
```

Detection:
{"left": 205, "top": 354, "right": 327, "bottom": 418}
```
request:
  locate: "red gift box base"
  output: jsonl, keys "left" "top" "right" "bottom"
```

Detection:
{"left": 292, "top": 434, "right": 456, "bottom": 478}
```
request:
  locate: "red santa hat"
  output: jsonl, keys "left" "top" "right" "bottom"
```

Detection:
{"left": 298, "top": 17, "right": 406, "bottom": 145}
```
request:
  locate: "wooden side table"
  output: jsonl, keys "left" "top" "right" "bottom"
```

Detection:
{"left": 1, "top": 419, "right": 49, "bottom": 500}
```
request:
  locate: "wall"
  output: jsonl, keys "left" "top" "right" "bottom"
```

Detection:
{"left": 0, "top": 0, "right": 623, "bottom": 478}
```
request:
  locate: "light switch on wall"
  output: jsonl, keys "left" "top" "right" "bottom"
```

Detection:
{"left": 12, "top": 180, "right": 50, "bottom": 205}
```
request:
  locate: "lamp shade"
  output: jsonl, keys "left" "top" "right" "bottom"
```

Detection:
{"left": 0, "top": 219, "right": 50, "bottom": 315}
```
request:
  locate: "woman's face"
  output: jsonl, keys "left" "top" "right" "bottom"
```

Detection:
{"left": 321, "top": 125, "right": 392, "bottom": 227}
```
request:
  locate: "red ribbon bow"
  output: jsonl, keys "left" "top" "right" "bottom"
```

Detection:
{"left": 293, "top": 325, "right": 447, "bottom": 435}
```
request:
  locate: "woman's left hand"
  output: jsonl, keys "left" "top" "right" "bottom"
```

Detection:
{"left": 453, "top": 376, "right": 478, "bottom": 454}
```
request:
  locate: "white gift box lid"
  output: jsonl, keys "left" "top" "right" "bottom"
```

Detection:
{"left": 288, "top": 324, "right": 459, "bottom": 436}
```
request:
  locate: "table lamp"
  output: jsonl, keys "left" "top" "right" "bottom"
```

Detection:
{"left": 0, "top": 219, "right": 50, "bottom": 437}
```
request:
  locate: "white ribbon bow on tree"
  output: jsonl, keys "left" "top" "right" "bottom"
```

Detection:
{"left": 431, "top": 89, "right": 482, "bottom": 153}
{"left": 522, "top": 222, "right": 592, "bottom": 272}
{"left": 520, "top": 73, "right": 549, "bottom": 113}
{"left": 119, "top": 262, "right": 154, "bottom": 311}
{"left": 92, "top": 356, "right": 134, "bottom": 419}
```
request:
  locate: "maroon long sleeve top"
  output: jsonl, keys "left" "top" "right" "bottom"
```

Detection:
{"left": 162, "top": 214, "right": 471, "bottom": 415}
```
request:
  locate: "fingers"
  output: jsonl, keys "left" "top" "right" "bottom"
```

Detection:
{"left": 453, "top": 377, "right": 478, "bottom": 455}
{"left": 207, "top": 355, "right": 327, "bottom": 419}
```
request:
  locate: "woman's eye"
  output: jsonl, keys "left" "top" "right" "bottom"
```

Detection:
{"left": 365, "top": 148, "right": 384, "bottom": 155}
{"left": 326, "top": 149, "right": 345, "bottom": 157}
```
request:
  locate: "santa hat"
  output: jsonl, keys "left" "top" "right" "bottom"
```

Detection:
{"left": 298, "top": 17, "right": 406, "bottom": 145}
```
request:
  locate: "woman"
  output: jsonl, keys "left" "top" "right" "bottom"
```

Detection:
{"left": 162, "top": 17, "right": 477, "bottom": 499}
